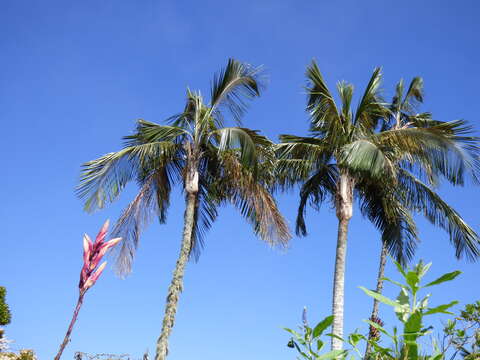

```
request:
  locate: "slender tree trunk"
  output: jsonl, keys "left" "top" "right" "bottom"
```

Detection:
{"left": 54, "top": 294, "right": 84, "bottom": 360}
{"left": 364, "top": 240, "right": 388, "bottom": 357}
{"left": 155, "top": 166, "right": 198, "bottom": 360}
{"left": 331, "top": 172, "right": 354, "bottom": 351}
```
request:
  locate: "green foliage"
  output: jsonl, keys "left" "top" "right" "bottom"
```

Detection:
{"left": 360, "top": 260, "right": 460, "bottom": 360}
{"left": 284, "top": 308, "right": 350, "bottom": 360}
{"left": 441, "top": 301, "right": 480, "bottom": 360}
{"left": 284, "top": 261, "right": 466, "bottom": 360}
{"left": 0, "top": 287, "right": 11, "bottom": 326}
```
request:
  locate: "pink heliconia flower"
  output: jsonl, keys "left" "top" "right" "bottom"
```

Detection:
{"left": 78, "top": 220, "right": 121, "bottom": 293}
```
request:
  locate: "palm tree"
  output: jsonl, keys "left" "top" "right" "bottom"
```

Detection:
{"left": 362, "top": 77, "right": 480, "bottom": 355}
{"left": 277, "top": 61, "right": 479, "bottom": 350}
{"left": 77, "top": 59, "right": 291, "bottom": 360}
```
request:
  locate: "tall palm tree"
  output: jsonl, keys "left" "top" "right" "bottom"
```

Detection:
{"left": 362, "top": 77, "right": 480, "bottom": 355}
{"left": 77, "top": 59, "right": 291, "bottom": 360}
{"left": 277, "top": 61, "right": 479, "bottom": 350}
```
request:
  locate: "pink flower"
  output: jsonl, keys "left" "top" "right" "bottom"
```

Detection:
{"left": 78, "top": 220, "right": 121, "bottom": 293}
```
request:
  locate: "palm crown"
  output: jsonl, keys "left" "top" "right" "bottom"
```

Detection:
{"left": 278, "top": 61, "right": 479, "bottom": 261}
{"left": 77, "top": 58, "right": 290, "bottom": 275}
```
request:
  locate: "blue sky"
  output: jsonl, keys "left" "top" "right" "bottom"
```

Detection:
{"left": 1, "top": 1, "right": 479, "bottom": 359}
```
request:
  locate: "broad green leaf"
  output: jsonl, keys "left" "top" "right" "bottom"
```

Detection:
{"left": 406, "top": 271, "right": 420, "bottom": 294}
{"left": 284, "top": 327, "right": 306, "bottom": 344}
{"left": 348, "top": 333, "right": 364, "bottom": 347}
{"left": 424, "top": 301, "right": 459, "bottom": 315}
{"left": 284, "top": 327, "right": 302, "bottom": 339}
{"left": 359, "top": 286, "right": 399, "bottom": 307}
{"left": 316, "top": 350, "right": 347, "bottom": 360}
{"left": 424, "top": 271, "right": 461, "bottom": 288}
{"left": 395, "top": 288, "right": 411, "bottom": 322}
{"left": 325, "top": 333, "right": 345, "bottom": 342}
{"left": 381, "top": 276, "right": 406, "bottom": 289}
{"left": 316, "top": 339, "right": 324, "bottom": 351}
{"left": 418, "top": 294, "right": 431, "bottom": 310}
{"left": 313, "top": 316, "right": 334, "bottom": 338}
{"left": 419, "top": 262, "right": 432, "bottom": 279}
{"left": 393, "top": 259, "right": 407, "bottom": 278}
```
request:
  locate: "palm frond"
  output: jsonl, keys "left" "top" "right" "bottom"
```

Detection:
{"left": 211, "top": 127, "right": 259, "bottom": 167}
{"left": 375, "top": 123, "right": 480, "bottom": 184}
{"left": 357, "top": 179, "right": 419, "bottom": 264}
{"left": 339, "top": 139, "right": 395, "bottom": 178}
{"left": 188, "top": 181, "right": 219, "bottom": 261}
{"left": 353, "top": 67, "right": 385, "bottom": 132}
{"left": 296, "top": 165, "right": 338, "bottom": 236}
{"left": 210, "top": 58, "right": 263, "bottom": 124}
{"left": 218, "top": 151, "right": 291, "bottom": 245}
{"left": 110, "top": 174, "right": 159, "bottom": 276}
{"left": 124, "top": 119, "right": 191, "bottom": 146}
{"left": 305, "top": 60, "right": 342, "bottom": 134}
{"left": 399, "top": 169, "right": 480, "bottom": 260}
{"left": 77, "top": 142, "right": 181, "bottom": 212}
{"left": 391, "top": 79, "right": 405, "bottom": 114}
{"left": 337, "top": 81, "right": 354, "bottom": 123}
{"left": 77, "top": 148, "right": 135, "bottom": 212}
{"left": 402, "top": 77, "right": 424, "bottom": 113}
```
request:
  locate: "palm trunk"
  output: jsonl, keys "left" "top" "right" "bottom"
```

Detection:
{"left": 155, "top": 172, "right": 198, "bottom": 360}
{"left": 331, "top": 172, "right": 354, "bottom": 351}
{"left": 364, "top": 240, "right": 388, "bottom": 357}
{"left": 331, "top": 217, "right": 350, "bottom": 351}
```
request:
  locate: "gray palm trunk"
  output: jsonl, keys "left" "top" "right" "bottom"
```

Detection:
{"left": 364, "top": 241, "right": 388, "bottom": 357}
{"left": 331, "top": 172, "right": 354, "bottom": 351}
{"left": 155, "top": 166, "right": 199, "bottom": 360}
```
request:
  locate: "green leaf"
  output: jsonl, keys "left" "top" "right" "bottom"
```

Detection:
{"left": 316, "top": 350, "right": 347, "bottom": 360}
{"left": 381, "top": 276, "right": 406, "bottom": 289}
{"left": 316, "top": 339, "right": 324, "bottom": 351}
{"left": 424, "top": 271, "right": 462, "bottom": 287}
{"left": 393, "top": 259, "right": 407, "bottom": 278}
{"left": 312, "top": 316, "right": 334, "bottom": 338}
{"left": 424, "top": 301, "right": 459, "bottom": 315}
{"left": 348, "top": 333, "right": 364, "bottom": 347}
{"left": 359, "top": 286, "right": 399, "bottom": 307}
{"left": 284, "top": 327, "right": 303, "bottom": 341}
{"left": 395, "top": 288, "right": 411, "bottom": 322}
{"left": 406, "top": 271, "right": 420, "bottom": 294}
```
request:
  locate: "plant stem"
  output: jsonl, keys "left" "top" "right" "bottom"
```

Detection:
{"left": 54, "top": 293, "right": 84, "bottom": 360}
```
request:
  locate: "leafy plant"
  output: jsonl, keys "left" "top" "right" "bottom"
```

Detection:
{"left": 440, "top": 301, "right": 480, "bottom": 360}
{"left": 284, "top": 308, "right": 350, "bottom": 360}
{"left": 360, "top": 260, "right": 461, "bottom": 360}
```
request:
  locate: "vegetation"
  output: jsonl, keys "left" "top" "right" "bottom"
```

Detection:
{"left": 3, "top": 57, "right": 467, "bottom": 359}
{"left": 77, "top": 58, "right": 291, "bottom": 360}
{"left": 277, "top": 61, "right": 480, "bottom": 350}
{"left": 364, "top": 77, "right": 480, "bottom": 355}
{"left": 285, "top": 260, "right": 478, "bottom": 360}
{"left": 0, "top": 287, "right": 11, "bottom": 327}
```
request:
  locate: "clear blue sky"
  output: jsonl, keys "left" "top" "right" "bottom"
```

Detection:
{"left": 1, "top": 1, "right": 479, "bottom": 359}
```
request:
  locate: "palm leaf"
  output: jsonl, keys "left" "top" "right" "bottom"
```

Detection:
{"left": 210, "top": 58, "right": 263, "bottom": 124}
{"left": 398, "top": 169, "right": 480, "bottom": 260}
